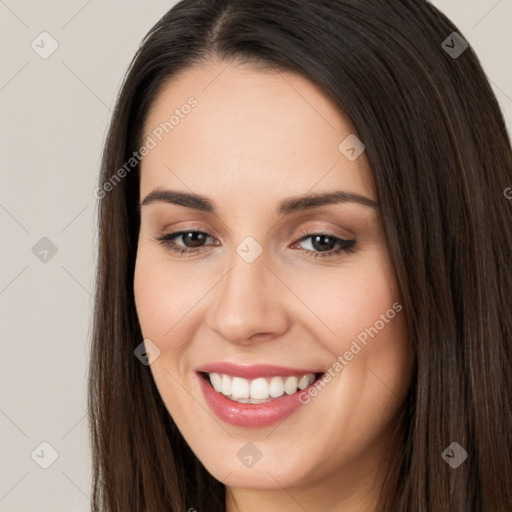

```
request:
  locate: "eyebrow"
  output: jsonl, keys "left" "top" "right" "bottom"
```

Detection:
{"left": 140, "top": 187, "right": 379, "bottom": 215}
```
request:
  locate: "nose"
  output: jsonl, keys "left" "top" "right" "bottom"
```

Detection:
{"left": 205, "top": 249, "right": 290, "bottom": 346}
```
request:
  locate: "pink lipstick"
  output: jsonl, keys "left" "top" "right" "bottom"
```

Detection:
{"left": 196, "top": 362, "right": 324, "bottom": 427}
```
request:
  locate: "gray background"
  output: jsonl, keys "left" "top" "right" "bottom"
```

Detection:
{"left": 1, "top": 1, "right": 511, "bottom": 510}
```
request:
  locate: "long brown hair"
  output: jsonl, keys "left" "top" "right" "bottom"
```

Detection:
{"left": 88, "top": 1, "right": 512, "bottom": 510}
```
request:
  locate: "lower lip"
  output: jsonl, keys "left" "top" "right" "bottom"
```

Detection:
{"left": 197, "top": 374, "right": 311, "bottom": 427}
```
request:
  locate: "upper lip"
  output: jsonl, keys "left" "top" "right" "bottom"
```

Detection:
{"left": 195, "top": 362, "right": 324, "bottom": 380}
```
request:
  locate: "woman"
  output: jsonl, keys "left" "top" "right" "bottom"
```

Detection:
{"left": 88, "top": 0, "right": 512, "bottom": 510}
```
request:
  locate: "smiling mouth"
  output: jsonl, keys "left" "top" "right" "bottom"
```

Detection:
{"left": 200, "top": 371, "right": 325, "bottom": 404}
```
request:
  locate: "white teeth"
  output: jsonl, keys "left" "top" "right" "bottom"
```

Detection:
{"left": 298, "top": 374, "right": 311, "bottom": 390}
{"left": 284, "top": 376, "right": 298, "bottom": 394}
{"left": 231, "top": 397, "right": 270, "bottom": 404}
{"left": 231, "top": 377, "right": 249, "bottom": 399}
{"left": 207, "top": 372, "right": 316, "bottom": 403}
{"left": 250, "top": 378, "right": 269, "bottom": 399}
{"left": 209, "top": 372, "right": 222, "bottom": 392}
{"left": 269, "top": 376, "right": 285, "bottom": 397}
{"left": 221, "top": 374, "right": 232, "bottom": 396}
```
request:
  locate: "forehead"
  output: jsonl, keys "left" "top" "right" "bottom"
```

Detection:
{"left": 139, "top": 60, "right": 375, "bottom": 203}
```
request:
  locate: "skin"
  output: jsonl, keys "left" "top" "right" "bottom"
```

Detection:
{"left": 134, "top": 58, "right": 413, "bottom": 512}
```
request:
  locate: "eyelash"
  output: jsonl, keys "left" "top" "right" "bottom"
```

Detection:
{"left": 155, "top": 229, "right": 356, "bottom": 259}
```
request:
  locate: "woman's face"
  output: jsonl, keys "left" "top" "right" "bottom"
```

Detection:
{"left": 134, "top": 59, "right": 412, "bottom": 506}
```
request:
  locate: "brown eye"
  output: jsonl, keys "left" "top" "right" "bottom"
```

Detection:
{"left": 156, "top": 230, "right": 215, "bottom": 254}
{"left": 294, "top": 232, "right": 356, "bottom": 259}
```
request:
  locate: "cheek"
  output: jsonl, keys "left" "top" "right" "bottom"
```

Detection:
{"left": 133, "top": 250, "right": 202, "bottom": 416}
{"left": 133, "top": 247, "right": 208, "bottom": 344}
{"left": 288, "top": 255, "right": 402, "bottom": 353}
{"left": 286, "top": 252, "right": 411, "bottom": 410}
{"left": 133, "top": 254, "right": 169, "bottom": 342}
